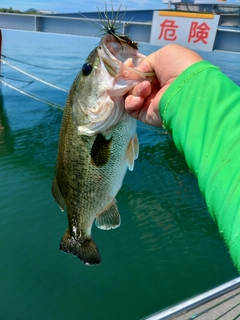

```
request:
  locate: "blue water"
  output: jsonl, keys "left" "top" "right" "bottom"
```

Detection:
{"left": 0, "top": 29, "right": 239, "bottom": 320}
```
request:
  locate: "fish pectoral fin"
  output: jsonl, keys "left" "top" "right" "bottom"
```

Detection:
{"left": 126, "top": 134, "right": 139, "bottom": 171}
{"left": 60, "top": 230, "right": 101, "bottom": 265}
{"left": 91, "top": 133, "right": 112, "bottom": 167}
{"left": 95, "top": 201, "right": 121, "bottom": 230}
{"left": 51, "top": 176, "right": 65, "bottom": 212}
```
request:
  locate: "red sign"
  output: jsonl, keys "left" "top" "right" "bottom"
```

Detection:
{"left": 150, "top": 11, "right": 220, "bottom": 51}
{"left": 158, "top": 19, "right": 179, "bottom": 41}
{"left": 188, "top": 22, "right": 211, "bottom": 44}
{"left": 158, "top": 19, "right": 211, "bottom": 44}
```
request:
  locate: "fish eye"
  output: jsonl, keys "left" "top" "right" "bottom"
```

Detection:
{"left": 82, "top": 62, "right": 92, "bottom": 75}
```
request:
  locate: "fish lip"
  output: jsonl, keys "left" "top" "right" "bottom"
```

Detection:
{"left": 98, "top": 34, "right": 120, "bottom": 77}
{"left": 100, "top": 34, "right": 118, "bottom": 60}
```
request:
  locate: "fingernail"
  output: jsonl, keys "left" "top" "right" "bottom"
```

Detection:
{"left": 133, "top": 83, "right": 142, "bottom": 96}
{"left": 132, "top": 96, "right": 141, "bottom": 103}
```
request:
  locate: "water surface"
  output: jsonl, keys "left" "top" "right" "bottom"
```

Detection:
{"left": 0, "top": 30, "right": 239, "bottom": 320}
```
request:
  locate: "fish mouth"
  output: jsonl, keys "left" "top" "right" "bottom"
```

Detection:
{"left": 98, "top": 34, "right": 155, "bottom": 80}
{"left": 100, "top": 34, "right": 133, "bottom": 62}
{"left": 98, "top": 34, "right": 144, "bottom": 78}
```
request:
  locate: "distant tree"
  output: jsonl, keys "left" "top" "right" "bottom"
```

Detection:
{"left": 0, "top": 7, "right": 22, "bottom": 13}
{"left": 24, "top": 8, "right": 39, "bottom": 14}
{"left": 0, "top": 7, "right": 43, "bottom": 14}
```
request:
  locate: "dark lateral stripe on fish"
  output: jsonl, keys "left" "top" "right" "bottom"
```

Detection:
{"left": 90, "top": 134, "right": 112, "bottom": 167}
{"left": 60, "top": 230, "right": 101, "bottom": 265}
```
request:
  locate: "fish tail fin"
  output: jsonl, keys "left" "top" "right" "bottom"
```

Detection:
{"left": 60, "top": 230, "right": 101, "bottom": 265}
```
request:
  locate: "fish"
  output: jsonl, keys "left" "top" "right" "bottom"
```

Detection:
{"left": 52, "top": 25, "right": 155, "bottom": 265}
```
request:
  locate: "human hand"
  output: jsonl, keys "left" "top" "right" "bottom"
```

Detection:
{"left": 125, "top": 44, "right": 203, "bottom": 127}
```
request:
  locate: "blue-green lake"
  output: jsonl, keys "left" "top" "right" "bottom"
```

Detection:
{"left": 0, "top": 29, "right": 239, "bottom": 320}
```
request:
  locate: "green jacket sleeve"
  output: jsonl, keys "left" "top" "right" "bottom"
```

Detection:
{"left": 160, "top": 60, "right": 240, "bottom": 271}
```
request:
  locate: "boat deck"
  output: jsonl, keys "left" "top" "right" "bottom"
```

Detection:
{"left": 173, "top": 286, "right": 240, "bottom": 320}
{"left": 144, "top": 277, "right": 240, "bottom": 320}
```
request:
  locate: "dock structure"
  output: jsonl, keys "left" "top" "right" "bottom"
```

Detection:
{"left": 0, "top": 2, "right": 240, "bottom": 52}
{"left": 0, "top": 10, "right": 152, "bottom": 43}
{"left": 144, "top": 277, "right": 240, "bottom": 319}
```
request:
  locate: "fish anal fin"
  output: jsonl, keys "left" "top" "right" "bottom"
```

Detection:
{"left": 60, "top": 230, "right": 101, "bottom": 265}
{"left": 91, "top": 133, "right": 112, "bottom": 167}
{"left": 52, "top": 176, "right": 65, "bottom": 211}
{"left": 95, "top": 202, "right": 121, "bottom": 230}
{"left": 126, "top": 134, "right": 139, "bottom": 171}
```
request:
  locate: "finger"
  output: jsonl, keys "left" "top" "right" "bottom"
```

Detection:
{"left": 125, "top": 95, "right": 144, "bottom": 115}
{"left": 131, "top": 81, "right": 151, "bottom": 97}
{"left": 137, "top": 53, "right": 157, "bottom": 73}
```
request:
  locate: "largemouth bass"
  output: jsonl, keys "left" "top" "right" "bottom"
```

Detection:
{"left": 52, "top": 33, "right": 154, "bottom": 265}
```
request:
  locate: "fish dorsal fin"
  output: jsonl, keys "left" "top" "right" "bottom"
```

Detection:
{"left": 91, "top": 133, "right": 112, "bottom": 167}
{"left": 126, "top": 134, "right": 139, "bottom": 171}
{"left": 95, "top": 201, "right": 121, "bottom": 230}
{"left": 52, "top": 176, "right": 65, "bottom": 212}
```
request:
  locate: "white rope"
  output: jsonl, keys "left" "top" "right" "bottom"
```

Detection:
{"left": 1, "top": 54, "right": 79, "bottom": 70}
{"left": 0, "top": 58, "right": 69, "bottom": 93}
{"left": 0, "top": 78, "right": 64, "bottom": 111}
